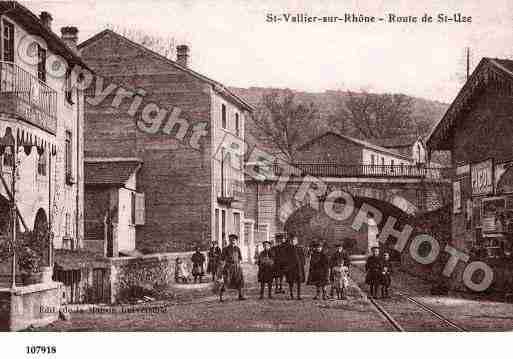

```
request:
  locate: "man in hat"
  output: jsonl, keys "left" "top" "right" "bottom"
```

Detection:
{"left": 257, "top": 240, "right": 275, "bottom": 299}
{"left": 191, "top": 246, "right": 206, "bottom": 283}
{"left": 207, "top": 240, "right": 222, "bottom": 281}
{"left": 219, "top": 234, "right": 245, "bottom": 302}
{"left": 329, "top": 242, "right": 350, "bottom": 298}
{"left": 272, "top": 233, "right": 287, "bottom": 294}
{"left": 307, "top": 242, "right": 330, "bottom": 300}
{"left": 283, "top": 235, "right": 306, "bottom": 300}
{"left": 365, "top": 246, "right": 382, "bottom": 298}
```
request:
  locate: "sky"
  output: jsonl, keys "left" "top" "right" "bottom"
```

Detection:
{"left": 21, "top": 0, "right": 513, "bottom": 103}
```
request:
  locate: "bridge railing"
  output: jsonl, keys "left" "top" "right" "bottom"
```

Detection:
{"left": 269, "top": 163, "right": 452, "bottom": 180}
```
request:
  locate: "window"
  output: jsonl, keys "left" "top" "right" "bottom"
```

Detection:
{"left": 65, "top": 68, "right": 73, "bottom": 104}
{"left": 37, "top": 45, "right": 46, "bottom": 83}
{"left": 221, "top": 104, "right": 227, "bottom": 129}
{"left": 131, "top": 192, "right": 136, "bottom": 225}
{"left": 65, "top": 212, "right": 70, "bottom": 237}
{"left": 370, "top": 154, "right": 375, "bottom": 165}
{"left": 381, "top": 157, "right": 385, "bottom": 166}
{"left": 3, "top": 146, "right": 13, "bottom": 168}
{"left": 2, "top": 20, "right": 14, "bottom": 62}
{"left": 235, "top": 113, "right": 240, "bottom": 136}
{"left": 221, "top": 209, "right": 226, "bottom": 246}
{"left": 65, "top": 130, "right": 72, "bottom": 184}
{"left": 37, "top": 151, "right": 46, "bottom": 176}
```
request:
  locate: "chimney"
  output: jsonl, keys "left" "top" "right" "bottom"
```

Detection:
{"left": 176, "top": 45, "right": 189, "bottom": 67}
{"left": 40, "top": 11, "right": 53, "bottom": 30}
{"left": 61, "top": 26, "right": 79, "bottom": 54}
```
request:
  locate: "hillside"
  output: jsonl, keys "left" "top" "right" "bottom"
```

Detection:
{"left": 231, "top": 86, "right": 450, "bottom": 164}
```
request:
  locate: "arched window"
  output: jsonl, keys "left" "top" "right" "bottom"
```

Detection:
{"left": 37, "top": 151, "right": 46, "bottom": 176}
{"left": 3, "top": 146, "right": 13, "bottom": 168}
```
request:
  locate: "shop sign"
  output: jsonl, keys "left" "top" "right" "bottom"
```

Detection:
{"left": 471, "top": 159, "right": 493, "bottom": 195}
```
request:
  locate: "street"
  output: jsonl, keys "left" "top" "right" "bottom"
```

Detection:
{"left": 35, "top": 264, "right": 513, "bottom": 332}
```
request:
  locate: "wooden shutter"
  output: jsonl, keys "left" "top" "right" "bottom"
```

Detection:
{"left": 134, "top": 192, "right": 145, "bottom": 225}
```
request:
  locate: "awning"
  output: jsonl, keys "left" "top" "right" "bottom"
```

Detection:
{"left": 0, "top": 126, "right": 56, "bottom": 156}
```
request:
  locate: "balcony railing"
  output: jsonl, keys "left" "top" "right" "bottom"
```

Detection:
{"left": 0, "top": 61, "right": 57, "bottom": 134}
{"left": 215, "top": 179, "right": 245, "bottom": 205}
{"left": 265, "top": 163, "right": 452, "bottom": 180}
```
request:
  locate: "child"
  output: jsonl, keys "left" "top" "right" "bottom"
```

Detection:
{"left": 257, "top": 240, "right": 275, "bottom": 299}
{"left": 175, "top": 257, "right": 190, "bottom": 283}
{"left": 380, "top": 252, "right": 392, "bottom": 298}
{"left": 331, "top": 259, "right": 349, "bottom": 300}
{"left": 365, "top": 246, "right": 382, "bottom": 298}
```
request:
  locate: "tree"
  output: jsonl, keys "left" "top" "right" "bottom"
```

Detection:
{"left": 329, "top": 91, "right": 414, "bottom": 140}
{"left": 251, "top": 89, "right": 318, "bottom": 162}
{"left": 106, "top": 24, "right": 177, "bottom": 60}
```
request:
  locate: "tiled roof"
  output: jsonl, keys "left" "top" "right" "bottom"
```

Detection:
{"left": 84, "top": 158, "right": 142, "bottom": 186}
{"left": 297, "top": 131, "right": 414, "bottom": 162}
{"left": 372, "top": 134, "right": 422, "bottom": 148}
{"left": 427, "top": 57, "right": 513, "bottom": 150}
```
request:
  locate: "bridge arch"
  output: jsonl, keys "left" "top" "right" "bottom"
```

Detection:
{"left": 283, "top": 195, "right": 414, "bottom": 259}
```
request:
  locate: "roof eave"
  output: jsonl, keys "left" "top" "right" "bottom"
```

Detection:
{"left": 79, "top": 29, "right": 254, "bottom": 112}
{"left": 0, "top": 1, "right": 91, "bottom": 71}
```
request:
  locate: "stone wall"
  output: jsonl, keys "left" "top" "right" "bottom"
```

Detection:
{"left": 109, "top": 251, "right": 199, "bottom": 303}
{"left": 0, "top": 282, "right": 63, "bottom": 331}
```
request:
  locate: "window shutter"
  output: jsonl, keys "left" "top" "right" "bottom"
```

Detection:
{"left": 135, "top": 192, "right": 145, "bottom": 225}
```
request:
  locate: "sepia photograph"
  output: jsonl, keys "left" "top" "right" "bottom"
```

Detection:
{"left": 0, "top": 1, "right": 512, "bottom": 353}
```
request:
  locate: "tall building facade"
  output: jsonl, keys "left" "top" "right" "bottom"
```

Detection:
{"left": 79, "top": 30, "right": 253, "bottom": 255}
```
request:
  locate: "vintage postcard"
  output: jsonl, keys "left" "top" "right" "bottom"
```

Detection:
{"left": 0, "top": 0, "right": 512, "bottom": 356}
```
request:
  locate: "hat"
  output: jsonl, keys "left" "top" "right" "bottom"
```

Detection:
{"left": 371, "top": 246, "right": 379, "bottom": 251}
{"left": 262, "top": 240, "right": 271, "bottom": 245}
{"left": 311, "top": 242, "right": 320, "bottom": 248}
{"left": 228, "top": 234, "right": 238, "bottom": 240}
{"left": 335, "top": 242, "right": 343, "bottom": 247}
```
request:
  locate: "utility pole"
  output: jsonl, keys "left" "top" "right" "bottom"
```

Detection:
{"left": 466, "top": 47, "right": 470, "bottom": 81}
{"left": 10, "top": 135, "right": 17, "bottom": 288}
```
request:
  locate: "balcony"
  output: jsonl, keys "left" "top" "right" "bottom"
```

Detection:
{"left": 0, "top": 61, "right": 57, "bottom": 134}
{"left": 216, "top": 179, "right": 245, "bottom": 206}
{"left": 267, "top": 163, "right": 452, "bottom": 180}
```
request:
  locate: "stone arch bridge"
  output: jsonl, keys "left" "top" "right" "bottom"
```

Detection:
{"left": 244, "top": 162, "right": 452, "bottom": 250}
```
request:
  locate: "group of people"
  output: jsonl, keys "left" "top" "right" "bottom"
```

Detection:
{"left": 365, "top": 247, "right": 393, "bottom": 298}
{"left": 257, "top": 234, "right": 351, "bottom": 301}
{"left": 176, "top": 234, "right": 393, "bottom": 302}
{"left": 175, "top": 246, "right": 208, "bottom": 284}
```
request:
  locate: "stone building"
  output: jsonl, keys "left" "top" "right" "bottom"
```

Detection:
{"left": 0, "top": 2, "right": 85, "bottom": 329}
{"left": 427, "top": 57, "right": 513, "bottom": 291}
{"left": 79, "top": 30, "right": 253, "bottom": 256}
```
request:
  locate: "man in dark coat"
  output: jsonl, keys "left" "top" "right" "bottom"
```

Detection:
{"left": 283, "top": 235, "right": 306, "bottom": 300}
{"left": 191, "top": 246, "right": 206, "bottom": 283}
{"left": 207, "top": 241, "right": 222, "bottom": 281}
{"left": 219, "top": 234, "right": 245, "bottom": 302}
{"left": 365, "top": 246, "right": 382, "bottom": 298}
{"left": 329, "top": 242, "right": 350, "bottom": 297}
{"left": 307, "top": 242, "right": 330, "bottom": 300}
{"left": 272, "top": 233, "right": 287, "bottom": 294}
{"left": 257, "top": 240, "right": 275, "bottom": 299}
